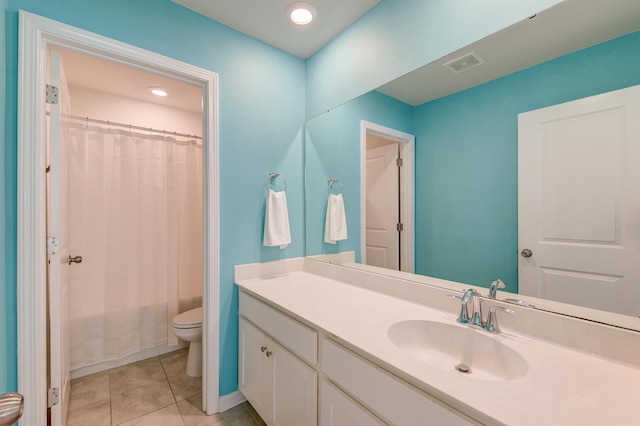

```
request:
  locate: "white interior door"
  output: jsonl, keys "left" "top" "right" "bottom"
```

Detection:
{"left": 518, "top": 84, "right": 640, "bottom": 316}
{"left": 48, "top": 49, "right": 72, "bottom": 426}
{"left": 365, "top": 143, "right": 399, "bottom": 270}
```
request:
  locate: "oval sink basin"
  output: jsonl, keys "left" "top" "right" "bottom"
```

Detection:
{"left": 388, "top": 320, "right": 528, "bottom": 381}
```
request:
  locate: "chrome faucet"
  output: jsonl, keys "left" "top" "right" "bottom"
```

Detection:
{"left": 488, "top": 278, "right": 505, "bottom": 299}
{"left": 453, "top": 288, "right": 483, "bottom": 327}
{"left": 485, "top": 306, "right": 515, "bottom": 334}
{"left": 449, "top": 289, "right": 515, "bottom": 333}
{"left": 453, "top": 289, "right": 473, "bottom": 323}
{"left": 467, "top": 289, "right": 484, "bottom": 327}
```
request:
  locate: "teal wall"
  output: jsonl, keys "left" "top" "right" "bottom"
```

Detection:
{"left": 1, "top": 0, "right": 306, "bottom": 395}
{"left": 414, "top": 31, "right": 640, "bottom": 292}
{"left": 305, "top": 91, "right": 414, "bottom": 258}
{"left": 0, "top": 0, "right": 12, "bottom": 395}
{"left": 305, "top": 0, "right": 563, "bottom": 118}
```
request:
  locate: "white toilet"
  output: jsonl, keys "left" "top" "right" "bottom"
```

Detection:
{"left": 171, "top": 307, "right": 203, "bottom": 377}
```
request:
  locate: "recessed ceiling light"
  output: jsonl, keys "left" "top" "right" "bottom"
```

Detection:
{"left": 287, "top": 2, "right": 316, "bottom": 25}
{"left": 148, "top": 86, "right": 168, "bottom": 97}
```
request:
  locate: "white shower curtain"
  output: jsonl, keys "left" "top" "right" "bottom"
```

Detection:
{"left": 66, "top": 123, "right": 203, "bottom": 370}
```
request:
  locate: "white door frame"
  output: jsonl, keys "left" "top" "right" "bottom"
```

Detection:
{"left": 17, "top": 11, "right": 220, "bottom": 425}
{"left": 360, "top": 120, "right": 415, "bottom": 273}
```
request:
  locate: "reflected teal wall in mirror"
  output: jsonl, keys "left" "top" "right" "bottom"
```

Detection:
{"left": 306, "top": 0, "right": 563, "bottom": 118}
{"left": 414, "top": 31, "right": 640, "bottom": 292}
{"left": 305, "top": 91, "right": 413, "bottom": 259}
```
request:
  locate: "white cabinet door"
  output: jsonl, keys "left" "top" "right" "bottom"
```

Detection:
{"left": 273, "top": 342, "right": 317, "bottom": 426}
{"left": 239, "top": 318, "right": 271, "bottom": 421}
{"left": 239, "top": 317, "right": 318, "bottom": 426}
{"left": 321, "top": 380, "right": 385, "bottom": 426}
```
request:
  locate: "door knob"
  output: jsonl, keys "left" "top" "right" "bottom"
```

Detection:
{"left": 520, "top": 249, "right": 533, "bottom": 258}
{"left": 68, "top": 255, "right": 83, "bottom": 265}
{"left": 0, "top": 392, "right": 24, "bottom": 426}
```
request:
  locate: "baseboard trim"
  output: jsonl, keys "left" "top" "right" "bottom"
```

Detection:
{"left": 219, "top": 390, "right": 247, "bottom": 412}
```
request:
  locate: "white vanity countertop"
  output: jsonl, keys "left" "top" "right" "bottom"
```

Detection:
{"left": 235, "top": 261, "right": 640, "bottom": 426}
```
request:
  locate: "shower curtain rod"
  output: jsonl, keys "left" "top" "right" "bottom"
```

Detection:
{"left": 67, "top": 114, "right": 202, "bottom": 140}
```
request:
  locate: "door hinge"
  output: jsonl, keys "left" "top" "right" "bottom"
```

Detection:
{"left": 47, "top": 236, "right": 60, "bottom": 255}
{"left": 48, "top": 387, "right": 60, "bottom": 407}
{"left": 397, "top": 223, "right": 404, "bottom": 232}
{"left": 396, "top": 158, "right": 403, "bottom": 167}
{"left": 46, "top": 84, "right": 59, "bottom": 104}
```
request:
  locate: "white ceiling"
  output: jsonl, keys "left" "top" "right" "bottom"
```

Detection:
{"left": 59, "top": 48, "right": 203, "bottom": 113}
{"left": 172, "top": 0, "right": 380, "bottom": 59}
{"left": 378, "top": 0, "right": 640, "bottom": 106}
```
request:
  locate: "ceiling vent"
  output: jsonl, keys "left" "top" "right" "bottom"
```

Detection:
{"left": 443, "top": 52, "right": 486, "bottom": 74}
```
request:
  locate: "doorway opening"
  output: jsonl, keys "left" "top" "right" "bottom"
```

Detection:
{"left": 360, "top": 121, "right": 415, "bottom": 273}
{"left": 18, "top": 12, "right": 219, "bottom": 426}
{"left": 47, "top": 46, "right": 205, "bottom": 425}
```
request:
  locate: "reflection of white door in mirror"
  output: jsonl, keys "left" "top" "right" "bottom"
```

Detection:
{"left": 366, "top": 140, "right": 400, "bottom": 270}
{"left": 518, "top": 84, "right": 640, "bottom": 317}
{"left": 360, "top": 121, "right": 415, "bottom": 273}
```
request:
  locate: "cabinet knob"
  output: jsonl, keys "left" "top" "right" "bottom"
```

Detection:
{"left": 260, "top": 346, "right": 267, "bottom": 353}
{"left": 265, "top": 351, "right": 272, "bottom": 357}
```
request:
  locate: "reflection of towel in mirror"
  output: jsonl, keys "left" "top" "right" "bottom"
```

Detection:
{"left": 264, "top": 189, "right": 291, "bottom": 249}
{"left": 324, "top": 193, "right": 348, "bottom": 244}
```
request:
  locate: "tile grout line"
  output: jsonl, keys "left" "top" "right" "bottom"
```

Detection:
{"left": 160, "top": 351, "right": 190, "bottom": 425}
{"left": 164, "top": 355, "right": 183, "bottom": 425}
{"left": 108, "top": 368, "right": 114, "bottom": 426}
{"left": 161, "top": 348, "right": 202, "bottom": 425}
{"left": 168, "top": 355, "right": 189, "bottom": 426}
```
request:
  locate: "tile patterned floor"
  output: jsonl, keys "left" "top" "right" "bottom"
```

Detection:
{"left": 66, "top": 348, "right": 263, "bottom": 426}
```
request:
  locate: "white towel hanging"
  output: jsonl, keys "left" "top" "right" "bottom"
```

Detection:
{"left": 324, "top": 193, "right": 348, "bottom": 244}
{"left": 264, "top": 189, "right": 291, "bottom": 249}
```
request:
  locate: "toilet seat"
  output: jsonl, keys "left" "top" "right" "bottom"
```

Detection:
{"left": 171, "top": 307, "right": 203, "bottom": 377}
{"left": 172, "top": 307, "right": 203, "bottom": 329}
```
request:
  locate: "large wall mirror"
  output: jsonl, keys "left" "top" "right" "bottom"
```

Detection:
{"left": 304, "top": 0, "right": 640, "bottom": 331}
